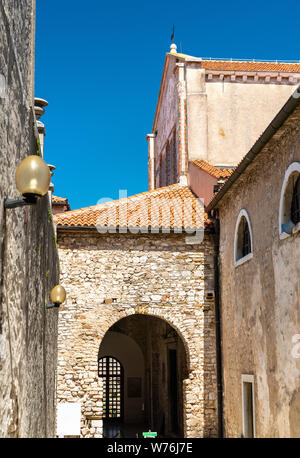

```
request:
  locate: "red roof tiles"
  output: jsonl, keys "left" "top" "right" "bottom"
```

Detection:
{"left": 200, "top": 60, "right": 300, "bottom": 73}
{"left": 190, "top": 160, "right": 234, "bottom": 179}
{"left": 54, "top": 184, "right": 211, "bottom": 232}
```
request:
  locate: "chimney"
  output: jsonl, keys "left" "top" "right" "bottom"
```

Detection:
{"left": 146, "top": 133, "right": 156, "bottom": 190}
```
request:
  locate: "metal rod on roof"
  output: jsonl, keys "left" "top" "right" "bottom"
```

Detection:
{"left": 201, "top": 57, "right": 300, "bottom": 63}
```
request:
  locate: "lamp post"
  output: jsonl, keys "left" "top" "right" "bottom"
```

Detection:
{"left": 46, "top": 285, "right": 67, "bottom": 309}
{"left": 4, "top": 155, "right": 51, "bottom": 209}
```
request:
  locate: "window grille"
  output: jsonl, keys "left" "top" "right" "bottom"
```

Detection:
{"left": 98, "top": 356, "right": 123, "bottom": 421}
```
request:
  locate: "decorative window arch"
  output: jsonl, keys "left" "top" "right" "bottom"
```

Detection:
{"left": 234, "top": 209, "right": 253, "bottom": 267}
{"left": 279, "top": 162, "right": 300, "bottom": 239}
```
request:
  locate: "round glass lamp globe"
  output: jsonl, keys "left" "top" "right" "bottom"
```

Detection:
{"left": 50, "top": 285, "right": 66, "bottom": 305}
{"left": 15, "top": 155, "right": 51, "bottom": 197}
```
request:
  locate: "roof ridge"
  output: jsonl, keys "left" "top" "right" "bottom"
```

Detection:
{"left": 53, "top": 183, "right": 212, "bottom": 231}
{"left": 201, "top": 59, "right": 300, "bottom": 64}
{"left": 190, "top": 160, "right": 234, "bottom": 178}
{"left": 191, "top": 159, "right": 229, "bottom": 170}
{"left": 54, "top": 184, "right": 186, "bottom": 217}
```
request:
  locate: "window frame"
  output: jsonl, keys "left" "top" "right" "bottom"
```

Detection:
{"left": 279, "top": 162, "right": 300, "bottom": 240}
{"left": 241, "top": 374, "right": 256, "bottom": 438}
{"left": 234, "top": 209, "right": 253, "bottom": 267}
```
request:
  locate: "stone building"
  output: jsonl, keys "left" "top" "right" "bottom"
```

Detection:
{"left": 0, "top": 1, "right": 59, "bottom": 437}
{"left": 54, "top": 44, "right": 300, "bottom": 438}
{"left": 54, "top": 185, "right": 218, "bottom": 438}
{"left": 207, "top": 88, "right": 300, "bottom": 437}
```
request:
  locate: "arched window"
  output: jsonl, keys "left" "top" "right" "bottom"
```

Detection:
{"left": 234, "top": 209, "right": 253, "bottom": 266}
{"left": 279, "top": 162, "right": 300, "bottom": 238}
{"left": 98, "top": 356, "right": 123, "bottom": 421}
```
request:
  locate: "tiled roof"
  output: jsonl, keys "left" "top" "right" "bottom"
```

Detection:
{"left": 168, "top": 53, "right": 300, "bottom": 73}
{"left": 190, "top": 160, "right": 234, "bottom": 179}
{"left": 200, "top": 60, "right": 300, "bottom": 73}
{"left": 54, "top": 184, "right": 211, "bottom": 232}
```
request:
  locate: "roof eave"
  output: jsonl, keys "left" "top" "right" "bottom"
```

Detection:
{"left": 152, "top": 53, "right": 171, "bottom": 132}
{"left": 56, "top": 225, "right": 212, "bottom": 234}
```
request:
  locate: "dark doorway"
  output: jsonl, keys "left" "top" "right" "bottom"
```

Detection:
{"left": 168, "top": 349, "right": 178, "bottom": 433}
{"left": 98, "top": 315, "right": 188, "bottom": 437}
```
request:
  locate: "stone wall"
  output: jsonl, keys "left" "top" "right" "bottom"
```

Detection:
{"left": 217, "top": 105, "right": 300, "bottom": 437}
{"left": 56, "top": 230, "right": 218, "bottom": 437}
{"left": 0, "top": 1, "right": 59, "bottom": 437}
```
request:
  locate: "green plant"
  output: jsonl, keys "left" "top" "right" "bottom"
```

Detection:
{"left": 54, "top": 234, "right": 58, "bottom": 248}
{"left": 45, "top": 269, "right": 50, "bottom": 278}
{"left": 36, "top": 138, "right": 41, "bottom": 156}
{"left": 48, "top": 208, "right": 52, "bottom": 223}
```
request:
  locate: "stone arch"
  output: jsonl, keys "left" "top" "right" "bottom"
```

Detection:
{"left": 97, "top": 310, "right": 191, "bottom": 437}
{"left": 95, "top": 308, "right": 192, "bottom": 373}
{"left": 57, "top": 302, "right": 213, "bottom": 438}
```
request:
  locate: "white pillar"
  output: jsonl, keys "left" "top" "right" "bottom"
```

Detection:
{"left": 146, "top": 133, "right": 156, "bottom": 190}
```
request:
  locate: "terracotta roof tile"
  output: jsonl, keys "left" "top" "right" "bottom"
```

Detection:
{"left": 54, "top": 184, "right": 212, "bottom": 233}
{"left": 191, "top": 160, "right": 234, "bottom": 179}
{"left": 200, "top": 60, "right": 300, "bottom": 73}
{"left": 168, "top": 53, "right": 300, "bottom": 73}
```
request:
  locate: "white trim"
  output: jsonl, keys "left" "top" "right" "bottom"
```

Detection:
{"left": 241, "top": 374, "right": 256, "bottom": 438}
{"left": 279, "top": 162, "right": 300, "bottom": 239}
{"left": 234, "top": 209, "right": 253, "bottom": 267}
{"left": 235, "top": 252, "right": 253, "bottom": 267}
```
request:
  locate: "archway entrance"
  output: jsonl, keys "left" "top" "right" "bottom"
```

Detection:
{"left": 98, "top": 314, "right": 188, "bottom": 438}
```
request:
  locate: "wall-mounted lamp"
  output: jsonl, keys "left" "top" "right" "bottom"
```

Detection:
{"left": 46, "top": 285, "right": 66, "bottom": 309}
{"left": 4, "top": 155, "right": 51, "bottom": 209}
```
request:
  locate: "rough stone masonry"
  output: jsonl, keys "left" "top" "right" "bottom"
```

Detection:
{"left": 56, "top": 230, "right": 218, "bottom": 438}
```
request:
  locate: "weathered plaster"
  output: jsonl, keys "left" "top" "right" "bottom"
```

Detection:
{"left": 217, "top": 106, "right": 300, "bottom": 437}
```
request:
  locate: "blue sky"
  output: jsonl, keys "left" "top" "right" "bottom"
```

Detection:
{"left": 35, "top": 0, "right": 300, "bottom": 210}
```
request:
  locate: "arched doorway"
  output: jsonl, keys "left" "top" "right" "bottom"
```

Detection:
{"left": 98, "top": 314, "right": 188, "bottom": 438}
